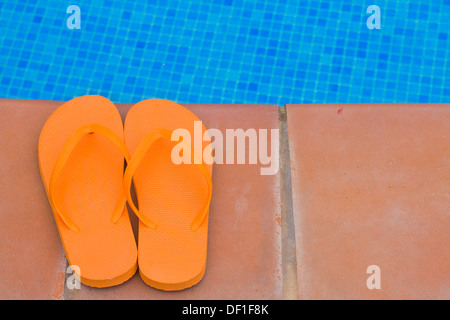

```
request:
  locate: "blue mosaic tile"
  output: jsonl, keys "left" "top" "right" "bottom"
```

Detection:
{"left": 0, "top": 0, "right": 448, "bottom": 104}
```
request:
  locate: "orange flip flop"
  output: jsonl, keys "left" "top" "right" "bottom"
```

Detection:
{"left": 123, "top": 99, "right": 213, "bottom": 291}
{"left": 38, "top": 95, "right": 138, "bottom": 288}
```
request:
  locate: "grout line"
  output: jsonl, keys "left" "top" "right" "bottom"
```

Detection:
{"left": 278, "top": 105, "right": 298, "bottom": 300}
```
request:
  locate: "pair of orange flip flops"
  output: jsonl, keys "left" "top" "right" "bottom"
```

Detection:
{"left": 38, "top": 96, "right": 213, "bottom": 290}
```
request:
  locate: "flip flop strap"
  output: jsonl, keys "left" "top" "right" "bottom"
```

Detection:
{"left": 49, "top": 124, "right": 130, "bottom": 232}
{"left": 123, "top": 128, "right": 213, "bottom": 232}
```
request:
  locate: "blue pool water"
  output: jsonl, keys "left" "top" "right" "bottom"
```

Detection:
{"left": 0, "top": 0, "right": 449, "bottom": 105}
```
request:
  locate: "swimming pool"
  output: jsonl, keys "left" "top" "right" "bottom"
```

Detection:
{"left": 0, "top": 0, "right": 449, "bottom": 105}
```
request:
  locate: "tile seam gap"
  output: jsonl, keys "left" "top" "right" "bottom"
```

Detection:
{"left": 278, "top": 104, "right": 298, "bottom": 300}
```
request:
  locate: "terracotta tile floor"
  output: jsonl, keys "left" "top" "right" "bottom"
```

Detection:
{"left": 0, "top": 100, "right": 281, "bottom": 299}
{"left": 287, "top": 104, "right": 450, "bottom": 299}
{"left": 0, "top": 99, "right": 449, "bottom": 299}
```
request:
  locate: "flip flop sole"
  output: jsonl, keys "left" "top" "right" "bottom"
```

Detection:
{"left": 39, "top": 95, "right": 137, "bottom": 288}
{"left": 124, "top": 99, "right": 213, "bottom": 291}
